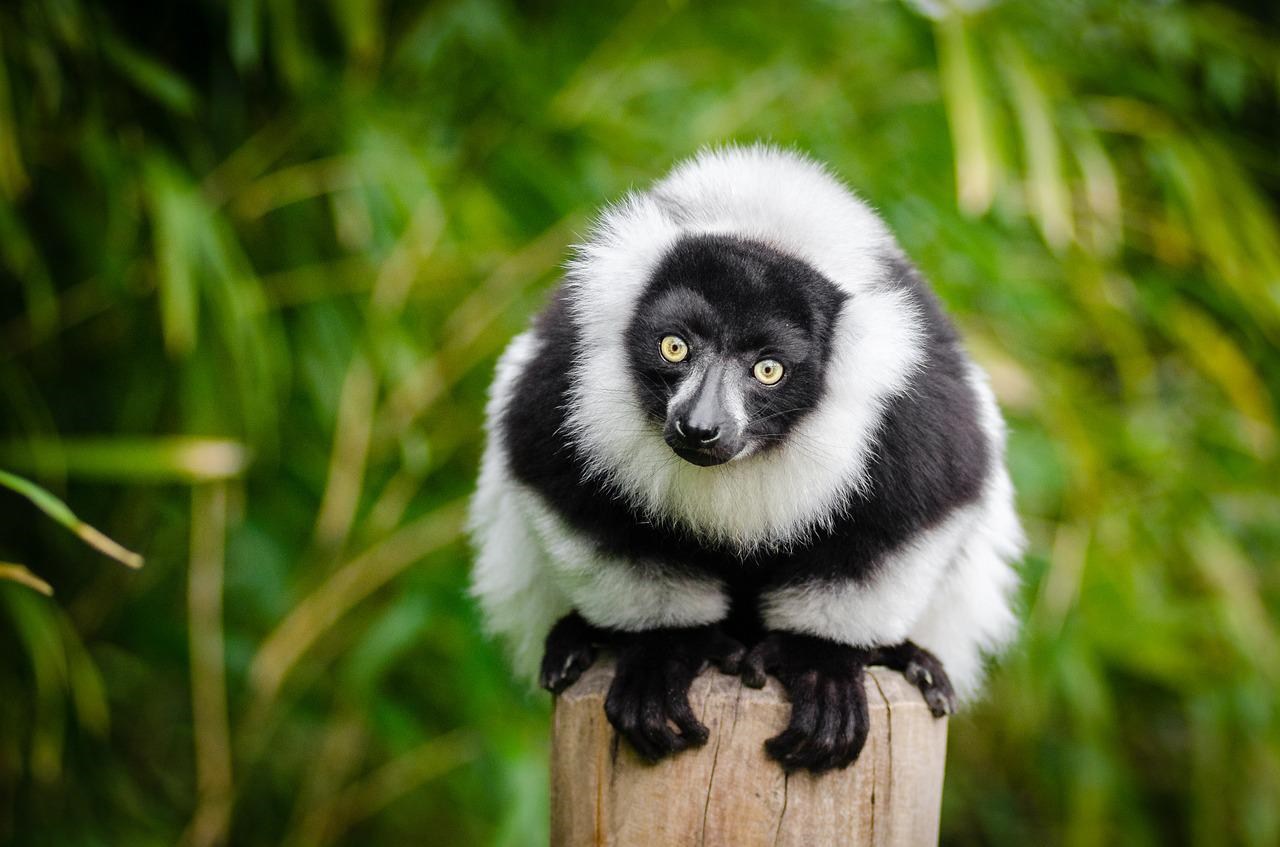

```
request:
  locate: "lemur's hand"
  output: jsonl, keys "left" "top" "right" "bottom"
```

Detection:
{"left": 539, "top": 612, "right": 602, "bottom": 694}
{"left": 605, "top": 624, "right": 744, "bottom": 762}
{"left": 741, "top": 631, "right": 874, "bottom": 773}
{"left": 872, "top": 640, "right": 957, "bottom": 717}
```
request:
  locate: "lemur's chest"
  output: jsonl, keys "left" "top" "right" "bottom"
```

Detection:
{"left": 538, "top": 479, "right": 892, "bottom": 590}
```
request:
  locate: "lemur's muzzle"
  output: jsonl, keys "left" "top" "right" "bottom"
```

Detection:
{"left": 664, "top": 362, "right": 743, "bottom": 466}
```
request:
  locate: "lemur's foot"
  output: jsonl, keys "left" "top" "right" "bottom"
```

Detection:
{"left": 604, "top": 625, "right": 745, "bottom": 763}
{"left": 873, "top": 640, "right": 956, "bottom": 717}
{"left": 539, "top": 612, "right": 603, "bottom": 694}
{"left": 741, "top": 632, "right": 873, "bottom": 773}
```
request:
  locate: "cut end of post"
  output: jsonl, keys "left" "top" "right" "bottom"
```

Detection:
{"left": 550, "top": 659, "right": 949, "bottom": 847}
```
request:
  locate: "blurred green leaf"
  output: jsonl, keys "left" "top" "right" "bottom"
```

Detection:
{"left": 935, "top": 14, "right": 1002, "bottom": 216}
{"left": 1, "top": 437, "right": 250, "bottom": 483}
{"left": 0, "top": 469, "right": 143, "bottom": 568}
{"left": 0, "top": 562, "right": 53, "bottom": 595}
{"left": 1, "top": 0, "right": 1279, "bottom": 844}
{"left": 999, "top": 41, "right": 1074, "bottom": 250}
{"left": 100, "top": 33, "right": 199, "bottom": 115}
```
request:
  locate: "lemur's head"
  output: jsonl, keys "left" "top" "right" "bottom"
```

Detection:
{"left": 564, "top": 145, "right": 924, "bottom": 549}
{"left": 624, "top": 235, "right": 846, "bottom": 466}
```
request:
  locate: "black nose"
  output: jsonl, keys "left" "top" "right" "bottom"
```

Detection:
{"left": 677, "top": 418, "right": 721, "bottom": 445}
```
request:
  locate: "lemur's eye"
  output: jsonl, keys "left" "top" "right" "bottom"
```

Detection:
{"left": 753, "top": 359, "right": 784, "bottom": 385}
{"left": 660, "top": 335, "right": 689, "bottom": 363}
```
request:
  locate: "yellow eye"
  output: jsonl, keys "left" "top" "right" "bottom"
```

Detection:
{"left": 660, "top": 335, "right": 689, "bottom": 363}
{"left": 753, "top": 359, "right": 784, "bottom": 385}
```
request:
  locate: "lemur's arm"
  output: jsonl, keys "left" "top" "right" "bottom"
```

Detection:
{"left": 747, "top": 514, "right": 972, "bottom": 772}
{"left": 527, "top": 498, "right": 745, "bottom": 760}
{"left": 740, "top": 631, "right": 953, "bottom": 773}
{"left": 540, "top": 611, "right": 745, "bottom": 762}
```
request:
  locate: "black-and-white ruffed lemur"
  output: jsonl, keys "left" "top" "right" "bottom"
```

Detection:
{"left": 470, "top": 146, "right": 1024, "bottom": 773}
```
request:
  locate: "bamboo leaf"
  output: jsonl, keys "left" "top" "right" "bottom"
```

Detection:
{"left": 100, "top": 33, "right": 199, "bottom": 115}
{"left": 144, "top": 157, "right": 202, "bottom": 356}
{"left": 935, "top": 15, "right": 1001, "bottom": 216}
{"left": 0, "top": 437, "right": 250, "bottom": 483}
{"left": 1168, "top": 304, "right": 1276, "bottom": 456}
{"left": 999, "top": 42, "right": 1074, "bottom": 250}
{"left": 229, "top": 0, "right": 263, "bottom": 71}
{"left": 0, "top": 469, "right": 144, "bottom": 568}
{"left": 0, "top": 46, "right": 30, "bottom": 198}
{"left": 0, "top": 562, "right": 54, "bottom": 596}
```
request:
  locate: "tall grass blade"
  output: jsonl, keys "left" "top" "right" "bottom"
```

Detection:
{"left": 0, "top": 469, "right": 143, "bottom": 568}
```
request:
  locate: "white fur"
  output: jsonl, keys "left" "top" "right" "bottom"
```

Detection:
{"left": 518, "top": 490, "right": 728, "bottom": 632}
{"left": 759, "top": 504, "right": 982, "bottom": 649}
{"left": 469, "top": 331, "right": 728, "bottom": 680}
{"left": 470, "top": 146, "right": 1023, "bottom": 694}
{"left": 906, "top": 365, "right": 1024, "bottom": 700}
{"left": 760, "top": 364, "right": 1024, "bottom": 700}
{"left": 469, "top": 331, "right": 574, "bottom": 679}
{"left": 565, "top": 145, "right": 925, "bottom": 552}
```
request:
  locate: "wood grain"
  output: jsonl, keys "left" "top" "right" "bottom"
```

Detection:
{"left": 550, "top": 660, "right": 947, "bottom": 846}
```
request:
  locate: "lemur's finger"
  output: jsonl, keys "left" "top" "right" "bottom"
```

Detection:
{"left": 774, "top": 698, "right": 828, "bottom": 770}
{"left": 741, "top": 654, "right": 767, "bottom": 689}
{"left": 764, "top": 675, "right": 820, "bottom": 769}
{"left": 709, "top": 631, "right": 746, "bottom": 675}
{"left": 539, "top": 644, "right": 594, "bottom": 694}
{"left": 665, "top": 686, "right": 710, "bottom": 746}
{"left": 827, "top": 682, "right": 859, "bottom": 771}
{"left": 802, "top": 678, "right": 847, "bottom": 771}
{"left": 605, "top": 673, "right": 655, "bottom": 760}
{"left": 831, "top": 674, "right": 870, "bottom": 771}
{"left": 875, "top": 640, "right": 956, "bottom": 717}
{"left": 637, "top": 683, "right": 692, "bottom": 758}
{"left": 538, "top": 656, "right": 564, "bottom": 693}
{"left": 741, "top": 635, "right": 781, "bottom": 688}
{"left": 786, "top": 677, "right": 850, "bottom": 772}
{"left": 539, "top": 612, "right": 601, "bottom": 693}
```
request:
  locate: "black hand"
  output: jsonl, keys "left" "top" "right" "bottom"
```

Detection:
{"left": 872, "top": 640, "right": 957, "bottom": 717}
{"left": 604, "top": 624, "right": 745, "bottom": 763}
{"left": 741, "top": 631, "right": 874, "bottom": 773}
{"left": 539, "top": 612, "right": 604, "bottom": 694}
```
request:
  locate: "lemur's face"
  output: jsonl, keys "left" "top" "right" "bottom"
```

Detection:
{"left": 624, "top": 235, "right": 847, "bottom": 467}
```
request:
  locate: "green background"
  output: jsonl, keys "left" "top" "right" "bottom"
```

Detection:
{"left": 2, "top": 0, "right": 1278, "bottom": 844}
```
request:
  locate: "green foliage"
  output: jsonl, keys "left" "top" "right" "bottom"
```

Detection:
{"left": 1, "top": 0, "right": 1278, "bottom": 843}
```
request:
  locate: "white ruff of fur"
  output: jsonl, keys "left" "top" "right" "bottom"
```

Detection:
{"left": 905, "top": 364, "right": 1025, "bottom": 700}
{"left": 517, "top": 490, "right": 729, "bottom": 632}
{"left": 759, "top": 364, "right": 1025, "bottom": 701}
{"left": 564, "top": 145, "right": 925, "bottom": 553}
{"left": 469, "top": 331, "right": 572, "bottom": 678}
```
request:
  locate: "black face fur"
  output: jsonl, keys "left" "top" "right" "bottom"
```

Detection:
{"left": 624, "top": 235, "right": 848, "bottom": 466}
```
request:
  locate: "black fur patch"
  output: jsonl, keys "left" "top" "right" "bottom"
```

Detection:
{"left": 623, "top": 235, "right": 846, "bottom": 449}
{"left": 501, "top": 285, "right": 731, "bottom": 577}
{"left": 499, "top": 240, "right": 989, "bottom": 642}
{"left": 751, "top": 253, "right": 990, "bottom": 587}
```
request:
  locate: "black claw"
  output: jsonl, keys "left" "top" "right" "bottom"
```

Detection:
{"left": 540, "top": 612, "right": 604, "bottom": 694}
{"left": 602, "top": 623, "right": 740, "bottom": 763}
{"left": 713, "top": 645, "right": 745, "bottom": 675}
{"left": 876, "top": 641, "right": 957, "bottom": 718}
{"left": 667, "top": 688, "right": 710, "bottom": 745}
{"left": 740, "top": 635, "right": 780, "bottom": 689}
{"left": 746, "top": 634, "right": 957, "bottom": 774}
{"left": 539, "top": 648, "right": 592, "bottom": 693}
{"left": 749, "top": 632, "right": 877, "bottom": 773}
{"left": 707, "top": 628, "right": 747, "bottom": 675}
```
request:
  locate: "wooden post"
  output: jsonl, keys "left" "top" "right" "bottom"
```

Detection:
{"left": 551, "top": 659, "right": 948, "bottom": 846}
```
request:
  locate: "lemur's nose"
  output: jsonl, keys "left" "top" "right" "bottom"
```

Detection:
{"left": 677, "top": 419, "right": 721, "bottom": 445}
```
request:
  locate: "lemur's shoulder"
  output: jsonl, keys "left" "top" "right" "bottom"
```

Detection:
{"left": 750, "top": 252, "right": 989, "bottom": 583}
{"left": 497, "top": 285, "right": 731, "bottom": 571}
